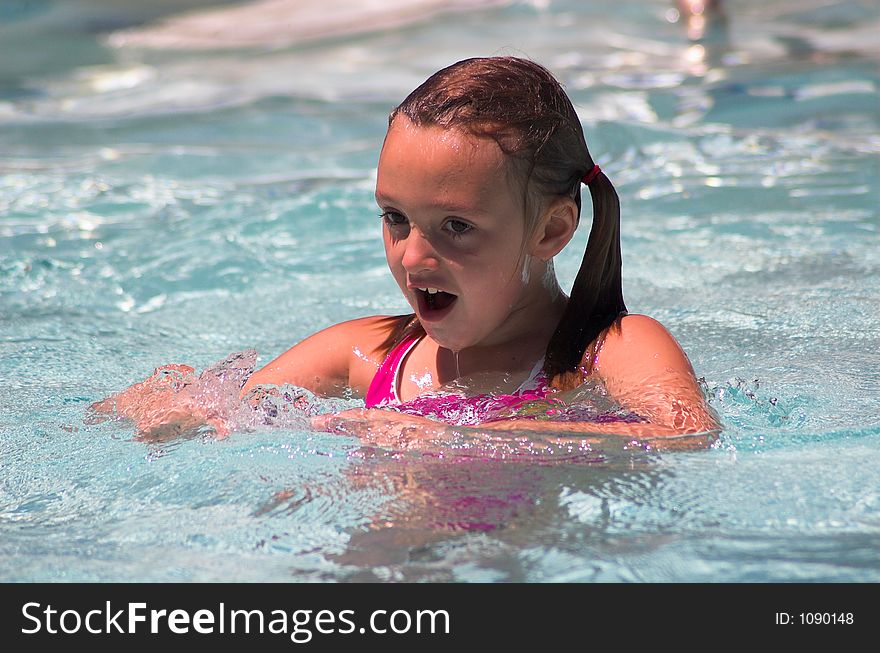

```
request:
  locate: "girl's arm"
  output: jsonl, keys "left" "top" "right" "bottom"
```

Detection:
{"left": 241, "top": 315, "right": 392, "bottom": 398}
{"left": 92, "top": 316, "right": 392, "bottom": 439}
{"left": 478, "top": 315, "right": 719, "bottom": 440}
{"left": 583, "top": 314, "right": 719, "bottom": 435}
{"left": 312, "top": 408, "right": 713, "bottom": 453}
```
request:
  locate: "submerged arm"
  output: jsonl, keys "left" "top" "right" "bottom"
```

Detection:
{"left": 582, "top": 314, "right": 719, "bottom": 436}
{"left": 312, "top": 407, "right": 712, "bottom": 453}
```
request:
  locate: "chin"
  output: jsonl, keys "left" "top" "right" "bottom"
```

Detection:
{"left": 423, "top": 321, "right": 490, "bottom": 353}
{"left": 420, "top": 324, "right": 468, "bottom": 352}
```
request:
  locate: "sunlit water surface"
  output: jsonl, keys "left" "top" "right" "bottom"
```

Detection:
{"left": 1, "top": 0, "right": 878, "bottom": 581}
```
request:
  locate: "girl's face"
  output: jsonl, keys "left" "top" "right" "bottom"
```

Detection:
{"left": 375, "top": 117, "right": 551, "bottom": 352}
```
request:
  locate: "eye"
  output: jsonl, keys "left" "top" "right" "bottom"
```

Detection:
{"left": 444, "top": 218, "right": 473, "bottom": 238}
{"left": 379, "top": 211, "right": 408, "bottom": 228}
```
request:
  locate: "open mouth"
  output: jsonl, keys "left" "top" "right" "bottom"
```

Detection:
{"left": 415, "top": 287, "right": 457, "bottom": 319}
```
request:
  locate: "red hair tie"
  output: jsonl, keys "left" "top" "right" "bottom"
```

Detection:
{"left": 581, "top": 164, "right": 601, "bottom": 185}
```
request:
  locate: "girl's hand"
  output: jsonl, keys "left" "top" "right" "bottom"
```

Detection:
{"left": 90, "top": 364, "right": 231, "bottom": 440}
{"left": 311, "top": 409, "right": 447, "bottom": 449}
{"left": 310, "top": 409, "right": 603, "bottom": 458}
{"left": 90, "top": 364, "right": 194, "bottom": 414}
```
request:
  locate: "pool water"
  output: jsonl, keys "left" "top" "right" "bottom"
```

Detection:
{"left": 1, "top": 0, "right": 878, "bottom": 581}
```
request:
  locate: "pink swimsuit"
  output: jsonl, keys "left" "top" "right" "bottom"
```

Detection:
{"left": 364, "top": 335, "right": 645, "bottom": 427}
{"left": 365, "top": 335, "right": 557, "bottom": 426}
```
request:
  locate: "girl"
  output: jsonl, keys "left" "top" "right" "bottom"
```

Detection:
{"left": 243, "top": 57, "right": 718, "bottom": 443}
{"left": 98, "top": 57, "right": 719, "bottom": 445}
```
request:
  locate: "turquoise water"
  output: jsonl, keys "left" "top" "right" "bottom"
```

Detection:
{"left": 1, "top": 0, "right": 878, "bottom": 581}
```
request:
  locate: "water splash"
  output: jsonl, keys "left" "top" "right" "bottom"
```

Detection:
{"left": 87, "top": 349, "right": 360, "bottom": 440}
{"left": 709, "top": 377, "right": 807, "bottom": 431}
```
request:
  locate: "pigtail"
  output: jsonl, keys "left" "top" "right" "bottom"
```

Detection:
{"left": 544, "top": 170, "right": 627, "bottom": 384}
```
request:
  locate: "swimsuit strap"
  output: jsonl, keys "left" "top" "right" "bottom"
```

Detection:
{"left": 514, "top": 358, "right": 548, "bottom": 394}
{"left": 364, "top": 334, "right": 422, "bottom": 407}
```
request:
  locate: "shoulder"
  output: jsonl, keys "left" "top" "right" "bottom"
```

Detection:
{"left": 318, "top": 315, "right": 397, "bottom": 351}
{"left": 243, "top": 315, "right": 401, "bottom": 397}
{"left": 309, "top": 315, "right": 410, "bottom": 394}
{"left": 344, "top": 315, "right": 418, "bottom": 392}
{"left": 586, "top": 315, "right": 719, "bottom": 434}
{"left": 297, "top": 314, "right": 402, "bottom": 371}
{"left": 591, "top": 314, "right": 694, "bottom": 377}
{"left": 603, "top": 314, "right": 683, "bottom": 351}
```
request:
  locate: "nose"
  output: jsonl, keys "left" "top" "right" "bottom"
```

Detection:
{"left": 400, "top": 226, "right": 439, "bottom": 274}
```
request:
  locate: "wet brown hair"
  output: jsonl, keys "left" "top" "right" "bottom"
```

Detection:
{"left": 377, "top": 57, "right": 626, "bottom": 386}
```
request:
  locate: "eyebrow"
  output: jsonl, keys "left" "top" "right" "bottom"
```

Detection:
{"left": 374, "top": 193, "right": 486, "bottom": 217}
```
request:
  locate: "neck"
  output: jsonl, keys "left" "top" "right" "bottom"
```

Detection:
{"left": 436, "top": 260, "right": 567, "bottom": 382}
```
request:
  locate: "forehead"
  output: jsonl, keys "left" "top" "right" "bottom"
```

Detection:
{"left": 375, "top": 118, "right": 518, "bottom": 214}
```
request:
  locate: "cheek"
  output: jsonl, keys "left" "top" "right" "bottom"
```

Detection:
{"left": 487, "top": 250, "right": 528, "bottom": 291}
{"left": 465, "top": 268, "right": 521, "bottom": 309}
{"left": 383, "top": 237, "right": 401, "bottom": 269}
{"left": 385, "top": 245, "right": 410, "bottom": 293}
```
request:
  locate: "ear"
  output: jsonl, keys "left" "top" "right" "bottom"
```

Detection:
{"left": 529, "top": 196, "right": 578, "bottom": 260}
